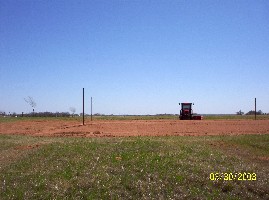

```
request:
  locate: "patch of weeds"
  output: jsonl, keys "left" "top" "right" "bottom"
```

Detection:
{"left": 0, "top": 135, "right": 268, "bottom": 199}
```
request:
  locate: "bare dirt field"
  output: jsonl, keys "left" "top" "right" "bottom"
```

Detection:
{"left": 1, "top": 119, "right": 269, "bottom": 137}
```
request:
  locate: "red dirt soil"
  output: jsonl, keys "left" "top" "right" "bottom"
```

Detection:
{"left": 1, "top": 119, "right": 269, "bottom": 137}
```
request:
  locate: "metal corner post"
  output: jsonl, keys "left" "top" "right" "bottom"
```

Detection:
{"left": 91, "top": 97, "right": 93, "bottom": 121}
{"left": 83, "top": 88, "right": 85, "bottom": 125}
{"left": 255, "top": 98, "right": 257, "bottom": 120}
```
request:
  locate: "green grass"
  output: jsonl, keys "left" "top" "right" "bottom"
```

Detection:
{"left": 92, "top": 115, "right": 179, "bottom": 120}
{"left": 203, "top": 115, "right": 269, "bottom": 120}
{"left": 0, "top": 134, "right": 268, "bottom": 199}
{"left": 0, "top": 116, "right": 82, "bottom": 123}
{"left": 1, "top": 114, "right": 269, "bottom": 122}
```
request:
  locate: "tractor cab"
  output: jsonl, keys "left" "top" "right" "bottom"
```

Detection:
{"left": 179, "top": 103, "right": 193, "bottom": 120}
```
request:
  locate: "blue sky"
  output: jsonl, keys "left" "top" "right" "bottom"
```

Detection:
{"left": 1, "top": 0, "right": 269, "bottom": 115}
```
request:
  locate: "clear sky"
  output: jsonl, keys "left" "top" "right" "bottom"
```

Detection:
{"left": 1, "top": 0, "right": 269, "bottom": 115}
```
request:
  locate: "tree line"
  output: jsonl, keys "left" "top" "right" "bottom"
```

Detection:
{"left": 0, "top": 111, "right": 74, "bottom": 117}
{"left": 236, "top": 110, "right": 267, "bottom": 115}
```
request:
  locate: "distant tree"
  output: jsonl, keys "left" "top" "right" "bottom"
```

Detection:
{"left": 11, "top": 112, "right": 17, "bottom": 117}
{"left": 69, "top": 107, "right": 76, "bottom": 117}
{"left": 24, "top": 96, "right": 37, "bottom": 112}
{"left": 246, "top": 110, "right": 263, "bottom": 115}
{"left": 246, "top": 110, "right": 254, "bottom": 115}
{"left": 236, "top": 110, "right": 244, "bottom": 115}
{"left": 258, "top": 110, "right": 263, "bottom": 115}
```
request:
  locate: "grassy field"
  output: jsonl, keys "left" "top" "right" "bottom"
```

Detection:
{"left": 92, "top": 115, "right": 179, "bottom": 120}
{"left": 0, "top": 134, "right": 268, "bottom": 199}
{"left": 78, "top": 114, "right": 269, "bottom": 120}
{"left": 1, "top": 114, "right": 269, "bottom": 122}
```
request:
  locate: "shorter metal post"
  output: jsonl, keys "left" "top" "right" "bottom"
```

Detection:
{"left": 91, "top": 97, "right": 93, "bottom": 121}
{"left": 83, "top": 88, "right": 85, "bottom": 125}
{"left": 255, "top": 98, "right": 257, "bottom": 120}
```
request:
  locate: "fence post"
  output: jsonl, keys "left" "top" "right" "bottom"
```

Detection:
{"left": 83, "top": 88, "right": 85, "bottom": 125}
{"left": 255, "top": 98, "right": 257, "bottom": 120}
{"left": 91, "top": 97, "right": 93, "bottom": 121}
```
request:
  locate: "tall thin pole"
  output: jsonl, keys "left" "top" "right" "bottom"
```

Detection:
{"left": 255, "top": 98, "right": 257, "bottom": 120}
{"left": 83, "top": 88, "right": 85, "bottom": 125}
{"left": 91, "top": 97, "right": 93, "bottom": 121}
